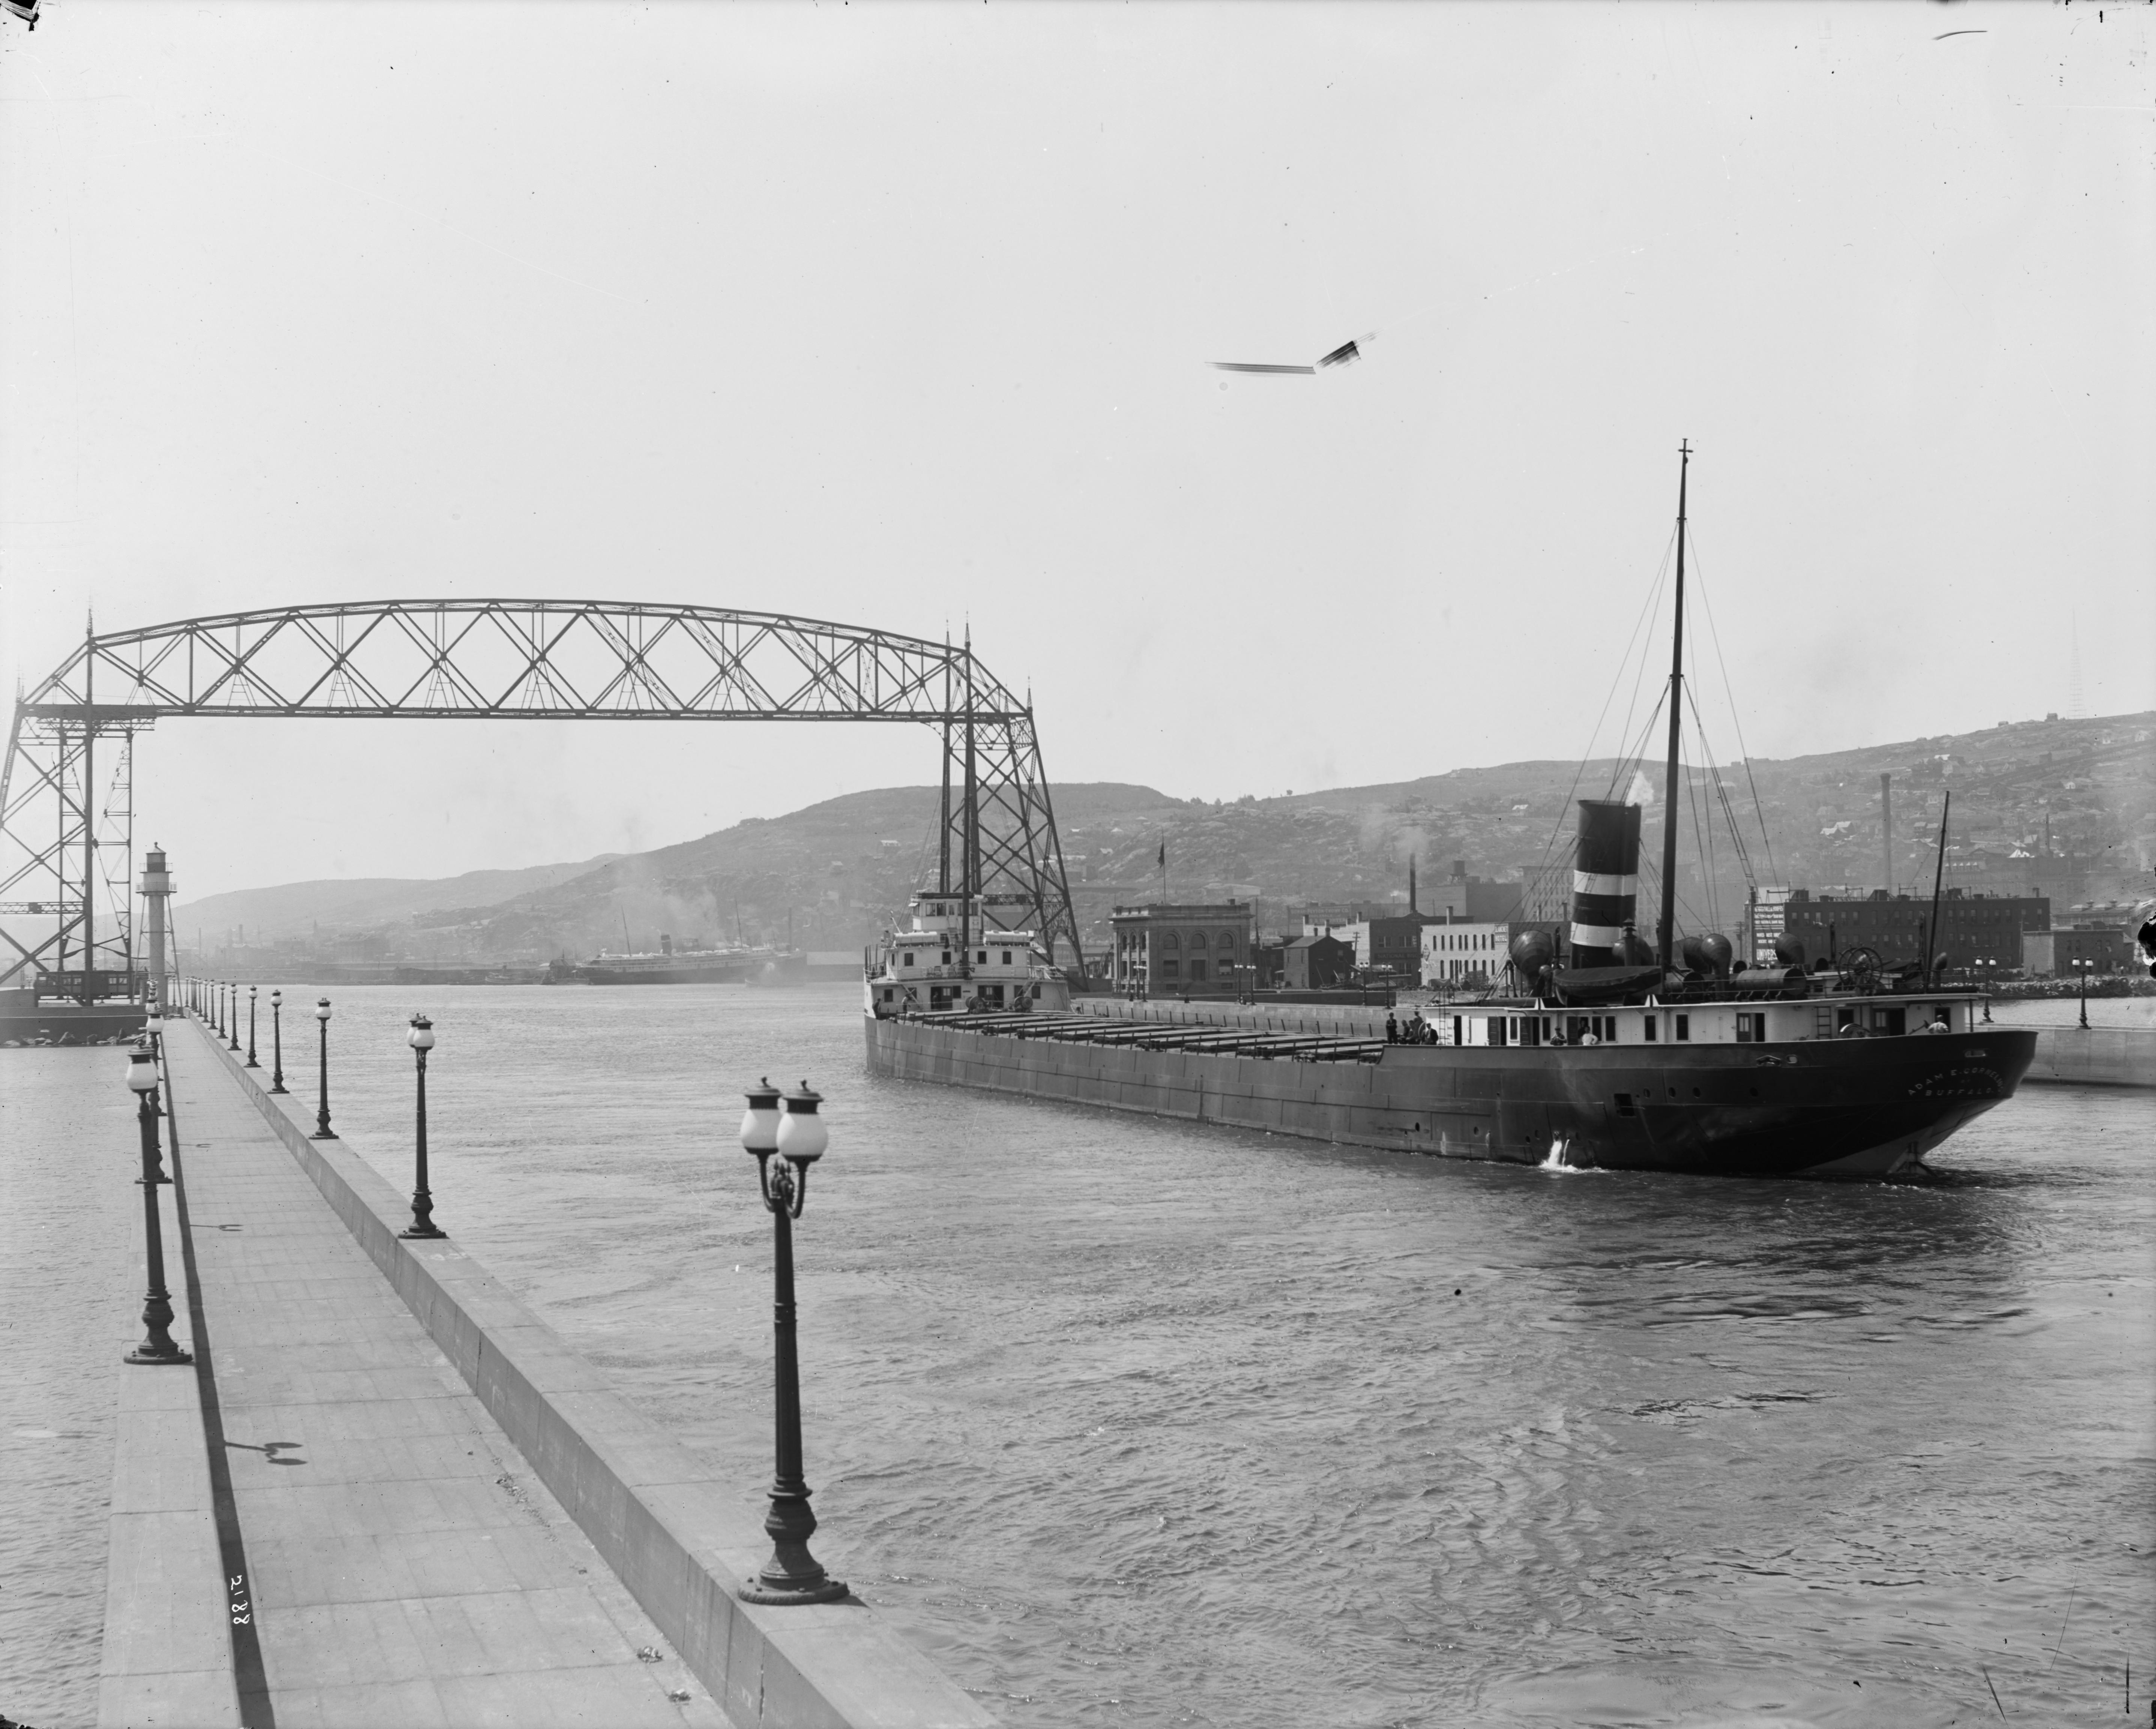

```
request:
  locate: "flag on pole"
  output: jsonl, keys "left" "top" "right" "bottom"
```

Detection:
{"left": 1157, "top": 841, "right": 1166, "bottom": 870}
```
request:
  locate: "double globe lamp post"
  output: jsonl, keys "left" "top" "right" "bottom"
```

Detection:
{"left": 124, "top": 1044, "right": 191, "bottom": 1366}
{"left": 225, "top": 982, "right": 240, "bottom": 1053}
{"left": 268, "top": 989, "right": 287, "bottom": 1094}
{"left": 246, "top": 985, "right": 259, "bottom": 1068}
{"left": 114, "top": 997, "right": 843, "bottom": 1588}
{"left": 736, "top": 1079, "right": 847, "bottom": 1606}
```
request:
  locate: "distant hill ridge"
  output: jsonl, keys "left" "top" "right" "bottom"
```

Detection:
{"left": 178, "top": 712, "right": 2153, "bottom": 961}
{"left": 175, "top": 854, "right": 627, "bottom": 941}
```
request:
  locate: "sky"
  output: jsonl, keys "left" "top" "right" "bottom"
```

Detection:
{"left": 2, "top": 1, "right": 2150, "bottom": 900}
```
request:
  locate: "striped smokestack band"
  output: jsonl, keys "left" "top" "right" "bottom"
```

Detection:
{"left": 1570, "top": 799, "right": 1642, "bottom": 963}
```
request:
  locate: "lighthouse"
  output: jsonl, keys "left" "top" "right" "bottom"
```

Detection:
{"left": 140, "top": 846, "right": 174, "bottom": 1014}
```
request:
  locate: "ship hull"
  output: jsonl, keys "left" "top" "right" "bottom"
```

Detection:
{"left": 863, "top": 1014, "right": 2037, "bottom": 1180}
{"left": 576, "top": 962, "right": 750, "bottom": 985}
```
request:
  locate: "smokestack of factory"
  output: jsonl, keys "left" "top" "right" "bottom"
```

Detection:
{"left": 1881, "top": 772, "right": 1893, "bottom": 893}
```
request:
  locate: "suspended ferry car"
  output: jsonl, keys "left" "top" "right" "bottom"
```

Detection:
{"left": 864, "top": 448, "right": 2036, "bottom": 1178}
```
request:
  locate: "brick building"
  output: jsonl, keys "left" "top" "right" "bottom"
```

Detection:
{"left": 1778, "top": 889, "right": 2048, "bottom": 970}
{"left": 1109, "top": 901, "right": 1255, "bottom": 997}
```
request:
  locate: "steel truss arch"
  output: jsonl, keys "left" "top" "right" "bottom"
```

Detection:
{"left": 3, "top": 602, "right": 1085, "bottom": 990}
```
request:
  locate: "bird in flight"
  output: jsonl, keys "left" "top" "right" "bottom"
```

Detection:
{"left": 1208, "top": 339, "right": 1364, "bottom": 376}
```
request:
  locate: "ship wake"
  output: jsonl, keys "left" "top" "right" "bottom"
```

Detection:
{"left": 1539, "top": 1135, "right": 1599, "bottom": 1175}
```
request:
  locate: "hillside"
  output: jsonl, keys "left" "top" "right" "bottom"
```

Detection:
{"left": 185, "top": 712, "right": 2154, "bottom": 968}
{"left": 173, "top": 853, "right": 626, "bottom": 946}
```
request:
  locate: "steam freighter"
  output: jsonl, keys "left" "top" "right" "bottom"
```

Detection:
{"left": 568, "top": 935, "right": 755, "bottom": 984}
{"left": 861, "top": 447, "right": 2039, "bottom": 1179}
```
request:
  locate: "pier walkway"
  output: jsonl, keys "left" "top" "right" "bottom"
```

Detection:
{"left": 127, "top": 1016, "right": 722, "bottom": 1727}
{"left": 106, "top": 1015, "right": 993, "bottom": 1728}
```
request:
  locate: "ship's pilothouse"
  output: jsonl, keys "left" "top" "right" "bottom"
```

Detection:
{"left": 866, "top": 892, "right": 1074, "bottom": 1018}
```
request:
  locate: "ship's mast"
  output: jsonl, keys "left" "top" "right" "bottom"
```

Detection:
{"left": 1656, "top": 441, "right": 1690, "bottom": 972}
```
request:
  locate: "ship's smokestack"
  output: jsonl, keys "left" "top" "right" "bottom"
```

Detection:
{"left": 1880, "top": 772, "right": 1892, "bottom": 892}
{"left": 1570, "top": 799, "right": 1642, "bottom": 967}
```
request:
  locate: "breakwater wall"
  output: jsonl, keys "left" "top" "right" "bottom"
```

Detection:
{"left": 196, "top": 1026, "right": 994, "bottom": 1729}
{"left": 2023, "top": 1025, "right": 2154, "bottom": 1089}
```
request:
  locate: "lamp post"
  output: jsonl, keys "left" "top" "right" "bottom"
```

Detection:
{"left": 736, "top": 1079, "right": 847, "bottom": 1606}
{"left": 125, "top": 1047, "right": 190, "bottom": 1365}
{"left": 268, "top": 989, "right": 287, "bottom": 1093}
{"left": 226, "top": 982, "right": 241, "bottom": 1053}
{"left": 245, "top": 985, "right": 260, "bottom": 1067}
{"left": 311, "top": 997, "right": 337, "bottom": 1139}
{"left": 398, "top": 1014, "right": 445, "bottom": 1239}
{"left": 1980, "top": 958, "right": 1993, "bottom": 1022}
{"left": 2074, "top": 956, "right": 2090, "bottom": 1030}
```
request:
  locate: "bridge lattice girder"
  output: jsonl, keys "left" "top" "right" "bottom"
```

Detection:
{"left": 2, "top": 602, "right": 1085, "bottom": 987}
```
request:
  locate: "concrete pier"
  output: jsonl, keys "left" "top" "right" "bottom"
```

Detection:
{"left": 2021, "top": 1024, "right": 2156, "bottom": 1089}
{"left": 101, "top": 1015, "right": 994, "bottom": 1727}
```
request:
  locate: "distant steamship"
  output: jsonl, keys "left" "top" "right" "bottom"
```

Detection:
{"left": 552, "top": 933, "right": 772, "bottom": 985}
{"left": 864, "top": 448, "right": 2037, "bottom": 1178}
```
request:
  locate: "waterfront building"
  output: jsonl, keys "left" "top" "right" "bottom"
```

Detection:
{"left": 1110, "top": 901, "right": 1255, "bottom": 997}
{"left": 1329, "top": 915, "right": 1428, "bottom": 978}
{"left": 1280, "top": 932, "right": 1355, "bottom": 990}
{"left": 1420, "top": 919, "right": 1510, "bottom": 986}
{"left": 1420, "top": 858, "right": 1558, "bottom": 924}
{"left": 1778, "top": 888, "right": 2048, "bottom": 970}
{"left": 1504, "top": 859, "right": 1574, "bottom": 925}
{"left": 2023, "top": 907, "right": 2139, "bottom": 977}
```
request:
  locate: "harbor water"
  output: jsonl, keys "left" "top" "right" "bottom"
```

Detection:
{"left": 4, "top": 982, "right": 2152, "bottom": 1726}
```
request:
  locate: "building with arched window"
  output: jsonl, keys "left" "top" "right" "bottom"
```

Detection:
{"left": 1109, "top": 901, "right": 1255, "bottom": 997}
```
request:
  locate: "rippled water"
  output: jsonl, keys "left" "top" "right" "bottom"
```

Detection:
{"left": 6, "top": 985, "right": 2153, "bottom": 1726}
